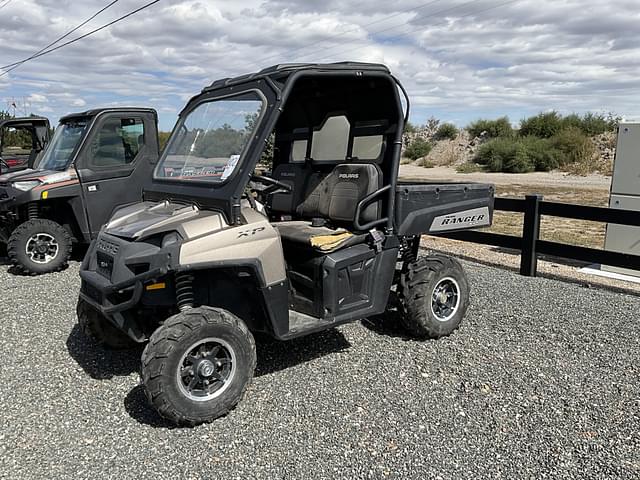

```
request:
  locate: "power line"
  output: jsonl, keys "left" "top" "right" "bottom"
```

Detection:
{"left": 0, "top": 0, "right": 13, "bottom": 11}
{"left": 1, "top": 0, "right": 120, "bottom": 76}
{"left": 0, "top": 0, "right": 161, "bottom": 75}
{"left": 309, "top": 0, "right": 522, "bottom": 64}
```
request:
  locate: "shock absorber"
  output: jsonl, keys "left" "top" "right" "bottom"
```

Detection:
{"left": 175, "top": 273, "right": 194, "bottom": 311}
{"left": 28, "top": 203, "right": 39, "bottom": 220}
{"left": 401, "top": 236, "right": 419, "bottom": 265}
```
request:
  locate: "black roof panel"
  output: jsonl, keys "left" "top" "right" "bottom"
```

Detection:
{"left": 60, "top": 107, "right": 157, "bottom": 123}
{"left": 203, "top": 62, "right": 391, "bottom": 92}
{"left": 0, "top": 116, "right": 49, "bottom": 127}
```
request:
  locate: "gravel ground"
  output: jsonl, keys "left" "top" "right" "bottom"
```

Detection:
{"left": 0, "top": 258, "right": 638, "bottom": 479}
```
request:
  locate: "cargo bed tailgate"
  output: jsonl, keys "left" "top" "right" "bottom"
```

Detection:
{"left": 395, "top": 182, "right": 495, "bottom": 236}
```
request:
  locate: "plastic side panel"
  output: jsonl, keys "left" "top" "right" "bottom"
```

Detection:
{"left": 322, "top": 244, "right": 376, "bottom": 317}
{"left": 324, "top": 246, "right": 398, "bottom": 322}
{"left": 395, "top": 183, "right": 494, "bottom": 236}
{"left": 179, "top": 218, "right": 287, "bottom": 286}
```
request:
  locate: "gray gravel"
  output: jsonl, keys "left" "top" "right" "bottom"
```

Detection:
{"left": 0, "top": 257, "right": 638, "bottom": 479}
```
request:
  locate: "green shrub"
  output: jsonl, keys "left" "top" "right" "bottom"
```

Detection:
{"left": 559, "top": 113, "right": 583, "bottom": 133}
{"left": 550, "top": 127, "right": 596, "bottom": 165}
{"left": 519, "top": 136, "right": 562, "bottom": 171}
{"left": 518, "top": 111, "right": 619, "bottom": 138}
{"left": 158, "top": 131, "right": 171, "bottom": 151}
{"left": 561, "top": 112, "right": 617, "bottom": 136}
{"left": 475, "top": 138, "right": 530, "bottom": 172}
{"left": 404, "top": 137, "right": 432, "bottom": 160}
{"left": 475, "top": 136, "right": 564, "bottom": 173}
{"left": 519, "top": 111, "right": 563, "bottom": 138}
{"left": 467, "top": 117, "right": 513, "bottom": 138}
{"left": 434, "top": 123, "right": 459, "bottom": 140}
{"left": 404, "top": 121, "right": 417, "bottom": 134}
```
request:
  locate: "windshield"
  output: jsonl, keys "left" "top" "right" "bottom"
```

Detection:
{"left": 37, "top": 120, "right": 88, "bottom": 171}
{"left": 155, "top": 92, "right": 264, "bottom": 183}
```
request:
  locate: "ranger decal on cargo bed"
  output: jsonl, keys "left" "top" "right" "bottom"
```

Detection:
{"left": 429, "top": 207, "right": 491, "bottom": 232}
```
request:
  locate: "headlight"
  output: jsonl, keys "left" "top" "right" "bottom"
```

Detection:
{"left": 12, "top": 180, "right": 41, "bottom": 191}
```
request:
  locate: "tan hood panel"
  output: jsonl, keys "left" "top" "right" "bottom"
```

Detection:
{"left": 106, "top": 201, "right": 227, "bottom": 240}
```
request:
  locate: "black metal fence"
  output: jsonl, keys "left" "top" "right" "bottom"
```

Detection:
{"left": 438, "top": 195, "right": 640, "bottom": 277}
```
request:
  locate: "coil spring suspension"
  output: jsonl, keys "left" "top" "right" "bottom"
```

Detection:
{"left": 28, "top": 203, "right": 39, "bottom": 220}
{"left": 401, "top": 236, "right": 419, "bottom": 265}
{"left": 175, "top": 273, "right": 195, "bottom": 311}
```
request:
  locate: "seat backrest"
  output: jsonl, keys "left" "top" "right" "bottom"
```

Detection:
{"left": 268, "top": 163, "right": 307, "bottom": 213}
{"left": 297, "top": 163, "right": 382, "bottom": 228}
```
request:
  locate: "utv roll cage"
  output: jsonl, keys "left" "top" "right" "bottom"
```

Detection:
{"left": 145, "top": 62, "right": 409, "bottom": 230}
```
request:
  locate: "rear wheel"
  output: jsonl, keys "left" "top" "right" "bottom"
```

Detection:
{"left": 7, "top": 219, "right": 72, "bottom": 274}
{"left": 141, "top": 307, "right": 256, "bottom": 426}
{"left": 398, "top": 255, "right": 469, "bottom": 339}
{"left": 77, "top": 298, "right": 137, "bottom": 349}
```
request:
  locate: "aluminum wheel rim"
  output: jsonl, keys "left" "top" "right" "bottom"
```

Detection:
{"left": 25, "top": 233, "right": 59, "bottom": 264}
{"left": 176, "top": 337, "right": 236, "bottom": 402}
{"left": 430, "top": 277, "right": 461, "bottom": 322}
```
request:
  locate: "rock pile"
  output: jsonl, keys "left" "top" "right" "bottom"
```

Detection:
{"left": 592, "top": 131, "right": 617, "bottom": 165}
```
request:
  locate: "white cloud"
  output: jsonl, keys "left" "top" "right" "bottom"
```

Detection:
{"left": 0, "top": 0, "right": 638, "bottom": 128}
{"left": 27, "top": 93, "right": 47, "bottom": 103}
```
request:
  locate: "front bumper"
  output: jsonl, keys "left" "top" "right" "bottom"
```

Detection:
{"left": 0, "top": 183, "right": 24, "bottom": 210}
{"left": 79, "top": 267, "right": 167, "bottom": 315}
{"left": 79, "top": 232, "right": 176, "bottom": 340}
{"left": 0, "top": 211, "right": 15, "bottom": 244}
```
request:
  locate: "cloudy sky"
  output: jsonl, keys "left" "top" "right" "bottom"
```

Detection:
{"left": 1, "top": 0, "right": 639, "bottom": 130}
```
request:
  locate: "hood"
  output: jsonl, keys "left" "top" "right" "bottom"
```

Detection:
{"left": 105, "top": 200, "right": 227, "bottom": 241}
{"left": 0, "top": 168, "right": 69, "bottom": 185}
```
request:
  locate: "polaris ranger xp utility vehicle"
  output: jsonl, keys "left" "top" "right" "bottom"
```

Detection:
{"left": 0, "top": 108, "right": 159, "bottom": 274}
{"left": 78, "top": 63, "right": 494, "bottom": 426}
{"left": 0, "top": 116, "right": 51, "bottom": 174}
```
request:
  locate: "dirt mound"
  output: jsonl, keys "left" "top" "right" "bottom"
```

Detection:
{"left": 402, "top": 128, "right": 484, "bottom": 167}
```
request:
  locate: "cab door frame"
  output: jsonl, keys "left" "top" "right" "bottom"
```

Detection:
{"left": 74, "top": 110, "right": 158, "bottom": 238}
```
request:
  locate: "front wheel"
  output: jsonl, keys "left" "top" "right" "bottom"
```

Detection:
{"left": 398, "top": 255, "right": 470, "bottom": 339}
{"left": 141, "top": 307, "right": 256, "bottom": 426}
{"left": 7, "top": 219, "right": 72, "bottom": 274}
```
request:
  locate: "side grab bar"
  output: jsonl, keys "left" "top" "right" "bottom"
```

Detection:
{"left": 354, "top": 185, "right": 391, "bottom": 231}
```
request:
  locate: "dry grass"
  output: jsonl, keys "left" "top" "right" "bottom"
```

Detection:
{"left": 562, "top": 156, "right": 613, "bottom": 176}
{"left": 415, "top": 157, "right": 435, "bottom": 168}
{"left": 486, "top": 184, "right": 608, "bottom": 249}
{"left": 456, "top": 162, "right": 484, "bottom": 173}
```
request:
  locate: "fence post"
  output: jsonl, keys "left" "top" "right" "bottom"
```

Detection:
{"left": 520, "top": 194, "right": 542, "bottom": 277}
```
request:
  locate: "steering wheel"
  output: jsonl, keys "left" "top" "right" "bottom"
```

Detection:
{"left": 250, "top": 174, "right": 292, "bottom": 196}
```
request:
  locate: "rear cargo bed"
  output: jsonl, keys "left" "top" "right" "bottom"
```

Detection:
{"left": 395, "top": 181, "right": 495, "bottom": 236}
